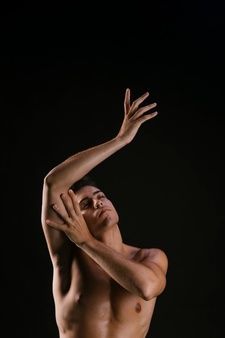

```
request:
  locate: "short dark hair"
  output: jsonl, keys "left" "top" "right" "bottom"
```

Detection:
{"left": 70, "top": 175, "right": 99, "bottom": 192}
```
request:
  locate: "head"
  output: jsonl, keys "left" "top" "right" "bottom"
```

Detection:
{"left": 70, "top": 175, "right": 119, "bottom": 238}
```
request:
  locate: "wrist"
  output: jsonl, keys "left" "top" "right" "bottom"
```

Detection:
{"left": 114, "top": 134, "right": 130, "bottom": 147}
{"left": 78, "top": 235, "right": 96, "bottom": 249}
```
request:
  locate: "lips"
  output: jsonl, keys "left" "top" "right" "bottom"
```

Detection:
{"left": 98, "top": 208, "right": 111, "bottom": 217}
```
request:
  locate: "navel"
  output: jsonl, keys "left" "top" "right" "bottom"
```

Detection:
{"left": 135, "top": 302, "right": 142, "bottom": 313}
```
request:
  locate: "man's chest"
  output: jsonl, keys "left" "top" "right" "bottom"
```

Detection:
{"left": 71, "top": 271, "right": 156, "bottom": 325}
{"left": 54, "top": 256, "right": 156, "bottom": 334}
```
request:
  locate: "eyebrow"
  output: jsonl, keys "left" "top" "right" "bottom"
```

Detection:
{"left": 79, "top": 190, "right": 102, "bottom": 204}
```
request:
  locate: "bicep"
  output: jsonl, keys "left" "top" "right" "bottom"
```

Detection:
{"left": 141, "top": 248, "right": 168, "bottom": 294}
{"left": 141, "top": 248, "right": 168, "bottom": 274}
{"left": 41, "top": 181, "right": 73, "bottom": 265}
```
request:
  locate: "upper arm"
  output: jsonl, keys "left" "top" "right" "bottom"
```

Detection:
{"left": 140, "top": 248, "right": 168, "bottom": 296}
{"left": 145, "top": 248, "right": 168, "bottom": 275}
{"left": 41, "top": 178, "right": 73, "bottom": 265}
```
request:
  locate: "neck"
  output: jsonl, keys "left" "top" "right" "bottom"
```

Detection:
{"left": 77, "top": 224, "right": 124, "bottom": 273}
{"left": 97, "top": 224, "right": 123, "bottom": 253}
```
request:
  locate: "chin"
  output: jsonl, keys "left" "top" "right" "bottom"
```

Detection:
{"left": 103, "top": 213, "right": 119, "bottom": 226}
{"left": 100, "top": 215, "right": 115, "bottom": 227}
{"left": 95, "top": 215, "right": 118, "bottom": 234}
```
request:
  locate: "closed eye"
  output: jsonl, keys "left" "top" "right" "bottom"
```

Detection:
{"left": 80, "top": 193, "right": 107, "bottom": 210}
{"left": 80, "top": 199, "right": 91, "bottom": 209}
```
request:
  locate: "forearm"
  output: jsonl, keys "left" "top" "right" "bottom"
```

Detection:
{"left": 80, "top": 238, "right": 157, "bottom": 300}
{"left": 45, "top": 136, "right": 126, "bottom": 190}
{"left": 41, "top": 137, "right": 127, "bottom": 262}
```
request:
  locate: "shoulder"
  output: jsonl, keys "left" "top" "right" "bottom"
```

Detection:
{"left": 124, "top": 244, "right": 168, "bottom": 275}
{"left": 143, "top": 248, "right": 168, "bottom": 275}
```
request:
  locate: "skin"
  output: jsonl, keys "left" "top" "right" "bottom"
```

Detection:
{"left": 41, "top": 88, "right": 168, "bottom": 338}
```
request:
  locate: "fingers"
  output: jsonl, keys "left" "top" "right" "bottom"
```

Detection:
{"left": 138, "top": 111, "right": 158, "bottom": 125}
{"left": 51, "top": 203, "right": 69, "bottom": 223}
{"left": 47, "top": 190, "right": 81, "bottom": 229}
{"left": 46, "top": 218, "right": 67, "bottom": 232}
{"left": 124, "top": 88, "right": 130, "bottom": 114}
{"left": 68, "top": 189, "right": 81, "bottom": 214}
{"left": 132, "top": 102, "right": 157, "bottom": 119}
{"left": 129, "top": 91, "right": 149, "bottom": 113}
{"left": 60, "top": 192, "right": 77, "bottom": 218}
{"left": 46, "top": 190, "right": 80, "bottom": 231}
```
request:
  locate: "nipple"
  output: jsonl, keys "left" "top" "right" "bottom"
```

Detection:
{"left": 135, "top": 302, "right": 142, "bottom": 313}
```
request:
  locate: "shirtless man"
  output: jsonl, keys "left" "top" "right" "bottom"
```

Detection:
{"left": 41, "top": 88, "right": 168, "bottom": 338}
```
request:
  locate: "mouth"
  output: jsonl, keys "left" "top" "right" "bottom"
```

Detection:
{"left": 98, "top": 208, "right": 111, "bottom": 217}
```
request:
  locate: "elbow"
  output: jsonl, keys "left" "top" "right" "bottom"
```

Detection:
{"left": 44, "top": 172, "right": 55, "bottom": 187}
{"left": 44, "top": 169, "right": 61, "bottom": 189}
{"left": 140, "top": 288, "right": 155, "bottom": 302}
{"left": 140, "top": 276, "right": 167, "bottom": 301}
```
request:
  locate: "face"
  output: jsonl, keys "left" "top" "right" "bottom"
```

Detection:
{"left": 76, "top": 185, "right": 119, "bottom": 237}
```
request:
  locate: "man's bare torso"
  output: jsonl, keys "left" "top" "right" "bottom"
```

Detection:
{"left": 53, "top": 244, "right": 157, "bottom": 338}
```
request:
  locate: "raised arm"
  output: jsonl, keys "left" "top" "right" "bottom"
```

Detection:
{"left": 41, "top": 88, "right": 158, "bottom": 264}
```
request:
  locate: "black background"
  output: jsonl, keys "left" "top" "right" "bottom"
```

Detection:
{"left": 1, "top": 2, "right": 225, "bottom": 338}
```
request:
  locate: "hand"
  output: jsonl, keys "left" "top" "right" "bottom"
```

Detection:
{"left": 46, "top": 190, "right": 93, "bottom": 247}
{"left": 116, "top": 88, "right": 158, "bottom": 144}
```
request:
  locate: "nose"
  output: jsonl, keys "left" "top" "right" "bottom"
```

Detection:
{"left": 94, "top": 199, "right": 103, "bottom": 209}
